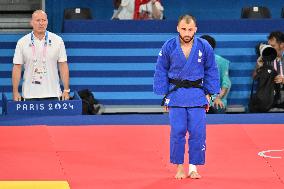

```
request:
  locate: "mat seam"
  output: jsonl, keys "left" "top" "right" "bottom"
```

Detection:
{"left": 44, "top": 126, "right": 70, "bottom": 183}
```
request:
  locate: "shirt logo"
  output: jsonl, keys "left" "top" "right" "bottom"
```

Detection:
{"left": 165, "top": 98, "right": 170, "bottom": 105}
{"left": 198, "top": 50, "right": 202, "bottom": 62}
{"left": 159, "top": 50, "right": 162, "bottom": 56}
{"left": 199, "top": 50, "right": 202, "bottom": 57}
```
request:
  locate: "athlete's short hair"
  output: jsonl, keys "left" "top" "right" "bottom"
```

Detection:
{"left": 177, "top": 14, "right": 197, "bottom": 26}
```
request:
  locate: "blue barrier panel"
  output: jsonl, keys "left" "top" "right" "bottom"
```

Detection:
{"left": 62, "top": 20, "right": 284, "bottom": 33}
{"left": 2, "top": 92, "right": 82, "bottom": 116}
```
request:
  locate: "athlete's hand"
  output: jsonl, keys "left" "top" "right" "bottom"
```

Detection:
{"left": 163, "top": 106, "right": 169, "bottom": 112}
{"left": 205, "top": 104, "right": 210, "bottom": 112}
{"left": 205, "top": 94, "right": 211, "bottom": 112}
{"left": 205, "top": 94, "right": 211, "bottom": 104}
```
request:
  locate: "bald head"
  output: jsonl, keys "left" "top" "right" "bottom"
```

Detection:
{"left": 30, "top": 10, "right": 48, "bottom": 36}
{"left": 32, "top": 10, "right": 47, "bottom": 19}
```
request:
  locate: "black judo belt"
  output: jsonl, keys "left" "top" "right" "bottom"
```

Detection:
{"left": 161, "top": 78, "right": 203, "bottom": 106}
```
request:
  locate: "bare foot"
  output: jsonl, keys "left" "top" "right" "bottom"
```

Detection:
{"left": 175, "top": 164, "right": 186, "bottom": 179}
{"left": 189, "top": 171, "right": 201, "bottom": 179}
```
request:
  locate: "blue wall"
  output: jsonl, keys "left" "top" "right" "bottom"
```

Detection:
{"left": 46, "top": 0, "right": 284, "bottom": 33}
{"left": 163, "top": 0, "right": 283, "bottom": 21}
{"left": 46, "top": 0, "right": 113, "bottom": 32}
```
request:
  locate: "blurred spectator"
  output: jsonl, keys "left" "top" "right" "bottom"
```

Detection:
{"left": 111, "top": 0, "right": 163, "bottom": 20}
{"left": 111, "top": 0, "right": 133, "bottom": 20}
{"left": 138, "top": 0, "right": 164, "bottom": 20}
{"left": 113, "top": 0, "right": 121, "bottom": 9}
{"left": 252, "top": 42, "right": 265, "bottom": 78}
{"left": 200, "top": 35, "right": 231, "bottom": 113}
{"left": 112, "top": 0, "right": 121, "bottom": 19}
{"left": 252, "top": 31, "right": 284, "bottom": 110}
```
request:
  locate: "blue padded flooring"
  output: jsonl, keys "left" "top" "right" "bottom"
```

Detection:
{"left": 0, "top": 113, "right": 284, "bottom": 126}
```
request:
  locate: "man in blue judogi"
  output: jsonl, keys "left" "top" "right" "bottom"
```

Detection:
{"left": 153, "top": 14, "right": 220, "bottom": 179}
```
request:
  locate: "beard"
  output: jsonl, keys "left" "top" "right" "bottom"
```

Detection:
{"left": 179, "top": 34, "right": 194, "bottom": 44}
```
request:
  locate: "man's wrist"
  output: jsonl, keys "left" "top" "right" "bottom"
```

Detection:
{"left": 63, "top": 89, "right": 70, "bottom": 93}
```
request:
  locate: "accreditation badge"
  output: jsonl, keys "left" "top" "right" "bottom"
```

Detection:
{"left": 32, "top": 66, "right": 45, "bottom": 85}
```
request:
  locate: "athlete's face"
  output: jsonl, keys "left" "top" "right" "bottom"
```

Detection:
{"left": 177, "top": 19, "right": 197, "bottom": 44}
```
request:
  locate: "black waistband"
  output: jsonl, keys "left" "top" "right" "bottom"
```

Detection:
{"left": 161, "top": 78, "right": 203, "bottom": 106}
{"left": 169, "top": 78, "right": 203, "bottom": 89}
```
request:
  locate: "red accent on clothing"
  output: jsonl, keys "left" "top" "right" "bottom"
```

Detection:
{"left": 133, "top": 0, "right": 151, "bottom": 19}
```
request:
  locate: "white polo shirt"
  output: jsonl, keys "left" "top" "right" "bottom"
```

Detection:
{"left": 13, "top": 31, "right": 67, "bottom": 98}
{"left": 117, "top": 0, "right": 135, "bottom": 20}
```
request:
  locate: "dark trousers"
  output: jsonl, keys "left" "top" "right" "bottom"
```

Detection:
{"left": 23, "top": 97, "right": 59, "bottom": 101}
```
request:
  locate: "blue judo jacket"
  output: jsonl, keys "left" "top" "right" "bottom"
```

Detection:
{"left": 153, "top": 36, "right": 220, "bottom": 107}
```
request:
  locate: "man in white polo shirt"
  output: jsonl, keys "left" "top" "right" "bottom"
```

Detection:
{"left": 12, "top": 10, "right": 70, "bottom": 101}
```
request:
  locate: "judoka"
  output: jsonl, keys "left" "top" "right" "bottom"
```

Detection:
{"left": 153, "top": 14, "right": 220, "bottom": 179}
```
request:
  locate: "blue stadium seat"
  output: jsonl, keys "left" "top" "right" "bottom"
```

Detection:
{"left": 64, "top": 8, "right": 92, "bottom": 20}
{"left": 241, "top": 6, "right": 271, "bottom": 19}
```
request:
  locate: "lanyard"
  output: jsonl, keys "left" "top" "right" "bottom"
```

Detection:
{"left": 30, "top": 31, "right": 49, "bottom": 64}
{"left": 274, "top": 59, "right": 283, "bottom": 77}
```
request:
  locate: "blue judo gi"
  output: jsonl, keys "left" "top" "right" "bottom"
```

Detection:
{"left": 153, "top": 36, "right": 220, "bottom": 165}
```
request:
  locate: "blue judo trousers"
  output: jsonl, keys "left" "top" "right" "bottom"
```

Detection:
{"left": 153, "top": 36, "right": 220, "bottom": 165}
{"left": 169, "top": 107, "right": 206, "bottom": 165}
